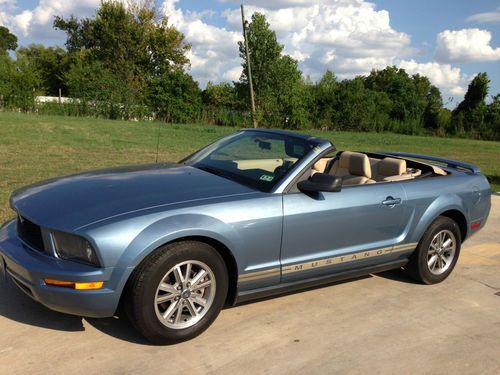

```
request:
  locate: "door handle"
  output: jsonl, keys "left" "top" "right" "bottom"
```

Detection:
{"left": 382, "top": 197, "right": 402, "bottom": 206}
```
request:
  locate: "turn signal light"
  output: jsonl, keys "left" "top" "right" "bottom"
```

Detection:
{"left": 44, "top": 279, "right": 104, "bottom": 290}
{"left": 75, "top": 281, "right": 104, "bottom": 290}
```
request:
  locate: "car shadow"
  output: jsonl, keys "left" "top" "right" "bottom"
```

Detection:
{"left": 0, "top": 276, "right": 151, "bottom": 344}
{"left": 0, "top": 269, "right": 419, "bottom": 344}
{"left": 0, "top": 276, "right": 85, "bottom": 332}
{"left": 84, "top": 316, "right": 151, "bottom": 345}
{"left": 232, "top": 274, "right": 373, "bottom": 307}
{"left": 375, "top": 268, "right": 421, "bottom": 284}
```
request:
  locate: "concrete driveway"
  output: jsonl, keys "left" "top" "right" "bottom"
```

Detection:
{"left": 1, "top": 197, "right": 499, "bottom": 375}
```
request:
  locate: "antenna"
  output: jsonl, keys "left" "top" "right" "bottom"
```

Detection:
{"left": 155, "top": 121, "right": 161, "bottom": 163}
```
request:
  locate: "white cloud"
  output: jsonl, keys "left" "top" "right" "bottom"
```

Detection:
{"left": 222, "top": 1, "right": 413, "bottom": 80}
{"left": 223, "top": 66, "right": 242, "bottom": 81}
{"left": 219, "top": 0, "right": 319, "bottom": 11}
{"left": 0, "top": 0, "right": 16, "bottom": 26}
{"left": 0, "top": 0, "right": 15, "bottom": 8}
{"left": 399, "top": 59, "right": 469, "bottom": 100}
{"left": 336, "top": 56, "right": 392, "bottom": 74}
{"left": 161, "top": 0, "right": 242, "bottom": 88}
{"left": 466, "top": 7, "right": 500, "bottom": 24}
{"left": 1, "top": 0, "right": 487, "bottom": 102}
{"left": 435, "top": 28, "right": 500, "bottom": 63}
{"left": 1, "top": 0, "right": 100, "bottom": 40}
{"left": 0, "top": 0, "right": 418, "bottom": 85}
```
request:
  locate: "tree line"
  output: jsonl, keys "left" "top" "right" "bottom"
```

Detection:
{"left": 0, "top": 1, "right": 498, "bottom": 140}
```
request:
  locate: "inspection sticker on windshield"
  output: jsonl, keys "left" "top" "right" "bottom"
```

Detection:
{"left": 260, "top": 174, "right": 274, "bottom": 182}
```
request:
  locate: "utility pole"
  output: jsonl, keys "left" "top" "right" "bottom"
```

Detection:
{"left": 241, "top": 4, "right": 257, "bottom": 128}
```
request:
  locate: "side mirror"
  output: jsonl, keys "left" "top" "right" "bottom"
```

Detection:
{"left": 297, "top": 173, "right": 342, "bottom": 193}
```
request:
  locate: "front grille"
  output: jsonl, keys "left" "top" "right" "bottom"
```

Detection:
{"left": 17, "top": 215, "right": 45, "bottom": 251}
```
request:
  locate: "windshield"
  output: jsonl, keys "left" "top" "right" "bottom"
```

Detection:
{"left": 183, "top": 131, "right": 320, "bottom": 192}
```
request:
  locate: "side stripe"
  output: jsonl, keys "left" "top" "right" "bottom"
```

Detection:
{"left": 238, "top": 267, "right": 280, "bottom": 283}
{"left": 282, "top": 243, "right": 417, "bottom": 275}
{"left": 238, "top": 243, "right": 417, "bottom": 283}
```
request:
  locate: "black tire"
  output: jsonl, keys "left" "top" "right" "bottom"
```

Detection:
{"left": 124, "top": 241, "right": 228, "bottom": 345}
{"left": 405, "top": 216, "right": 462, "bottom": 284}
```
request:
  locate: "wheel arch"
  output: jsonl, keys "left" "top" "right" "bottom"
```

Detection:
{"left": 409, "top": 193, "right": 470, "bottom": 246}
{"left": 120, "top": 235, "right": 240, "bottom": 308}
{"left": 167, "top": 235, "right": 239, "bottom": 306}
{"left": 438, "top": 209, "right": 468, "bottom": 243}
{"left": 109, "top": 212, "right": 246, "bottom": 315}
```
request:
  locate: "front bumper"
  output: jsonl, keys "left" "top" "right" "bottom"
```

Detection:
{"left": 0, "top": 220, "right": 128, "bottom": 318}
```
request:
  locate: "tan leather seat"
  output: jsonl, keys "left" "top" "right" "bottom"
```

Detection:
{"left": 375, "top": 157, "right": 416, "bottom": 182}
{"left": 329, "top": 151, "right": 354, "bottom": 177}
{"left": 377, "top": 157, "right": 405, "bottom": 178}
{"left": 341, "top": 152, "right": 375, "bottom": 185}
{"left": 311, "top": 157, "right": 333, "bottom": 175}
{"left": 369, "top": 157, "right": 381, "bottom": 178}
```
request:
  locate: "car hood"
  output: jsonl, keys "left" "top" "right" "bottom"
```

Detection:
{"left": 10, "top": 163, "right": 256, "bottom": 231}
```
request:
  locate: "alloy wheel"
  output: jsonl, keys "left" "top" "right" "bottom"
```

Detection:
{"left": 154, "top": 260, "right": 216, "bottom": 329}
{"left": 427, "top": 229, "right": 456, "bottom": 276}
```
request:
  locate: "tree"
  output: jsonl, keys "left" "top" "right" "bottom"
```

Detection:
{"left": 269, "top": 55, "right": 311, "bottom": 129}
{"left": 0, "top": 26, "right": 18, "bottom": 53}
{"left": 0, "top": 53, "right": 42, "bottom": 111}
{"left": 203, "top": 82, "right": 240, "bottom": 109}
{"left": 54, "top": 1, "right": 189, "bottom": 76}
{"left": 239, "top": 13, "right": 282, "bottom": 98}
{"left": 484, "top": 94, "right": 500, "bottom": 140}
{"left": 333, "top": 78, "right": 391, "bottom": 132}
{"left": 17, "top": 45, "right": 70, "bottom": 96}
{"left": 436, "top": 108, "right": 452, "bottom": 136}
{"left": 238, "top": 12, "right": 309, "bottom": 128}
{"left": 453, "top": 72, "right": 489, "bottom": 134}
{"left": 202, "top": 82, "right": 243, "bottom": 126}
{"left": 0, "top": 54, "right": 15, "bottom": 108}
{"left": 64, "top": 53, "right": 139, "bottom": 119}
{"left": 54, "top": 0, "right": 191, "bottom": 119}
{"left": 422, "top": 85, "right": 443, "bottom": 130}
{"left": 365, "top": 66, "right": 431, "bottom": 126}
{"left": 147, "top": 69, "right": 202, "bottom": 123}
{"left": 310, "top": 71, "right": 338, "bottom": 128}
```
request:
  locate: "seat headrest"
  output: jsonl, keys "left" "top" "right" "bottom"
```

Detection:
{"left": 338, "top": 151, "right": 353, "bottom": 168}
{"left": 378, "top": 157, "right": 406, "bottom": 176}
{"left": 349, "top": 153, "right": 372, "bottom": 178}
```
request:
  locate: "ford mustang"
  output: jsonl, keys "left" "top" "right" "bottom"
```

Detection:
{"left": 0, "top": 129, "right": 491, "bottom": 344}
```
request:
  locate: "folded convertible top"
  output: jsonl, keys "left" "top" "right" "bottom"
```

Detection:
{"left": 381, "top": 152, "right": 481, "bottom": 174}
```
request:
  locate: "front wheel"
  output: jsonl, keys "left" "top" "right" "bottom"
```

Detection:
{"left": 125, "top": 241, "right": 228, "bottom": 344}
{"left": 405, "top": 216, "right": 461, "bottom": 284}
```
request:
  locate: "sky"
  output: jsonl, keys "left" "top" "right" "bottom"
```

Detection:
{"left": 1, "top": 0, "right": 499, "bottom": 107}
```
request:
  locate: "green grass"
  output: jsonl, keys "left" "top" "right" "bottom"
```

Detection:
{"left": 1, "top": 112, "right": 499, "bottom": 223}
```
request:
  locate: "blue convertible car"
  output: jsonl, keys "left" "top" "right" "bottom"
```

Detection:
{"left": 0, "top": 129, "right": 491, "bottom": 344}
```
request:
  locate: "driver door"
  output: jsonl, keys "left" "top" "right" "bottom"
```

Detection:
{"left": 281, "top": 182, "right": 412, "bottom": 283}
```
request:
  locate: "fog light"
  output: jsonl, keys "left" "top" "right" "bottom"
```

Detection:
{"left": 44, "top": 279, "right": 103, "bottom": 290}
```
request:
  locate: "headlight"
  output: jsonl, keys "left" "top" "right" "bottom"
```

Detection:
{"left": 51, "top": 231, "right": 100, "bottom": 267}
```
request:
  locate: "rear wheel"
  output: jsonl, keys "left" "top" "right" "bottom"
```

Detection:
{"left": 125, "top": 241, "right": 228, "bottom": 344}
{"left": 405, "top": 216, "right": 461, "bottom": 284}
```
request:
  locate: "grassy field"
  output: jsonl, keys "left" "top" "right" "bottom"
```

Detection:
{"left": 0, "top": 112, "right": 499, "bottom": 223}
